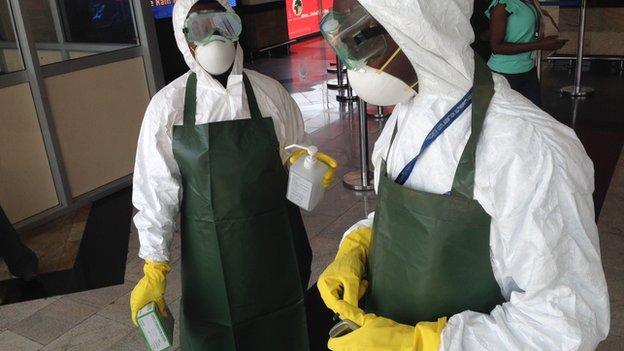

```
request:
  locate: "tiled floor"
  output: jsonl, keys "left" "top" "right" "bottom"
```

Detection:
{"left": 0, "top": 38, "right": 622, "bottom": 349}
{"left": 0, "top": 206, "right": 90, "bottom": 281}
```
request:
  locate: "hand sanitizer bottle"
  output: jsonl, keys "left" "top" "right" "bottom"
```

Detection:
{"left": 285, "top": 144, "right": 329, "bottom": 211}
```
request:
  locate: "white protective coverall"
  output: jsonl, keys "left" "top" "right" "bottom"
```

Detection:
{"left": 340, "top": 0, "right": 611, "bottom": 349}
{"left": 133, "top": 0, "right": 305, "bottom": 262}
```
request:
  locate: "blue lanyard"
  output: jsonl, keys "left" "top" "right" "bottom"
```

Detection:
{"left": 394, "top": 89, "right": 473, "bottom": 185}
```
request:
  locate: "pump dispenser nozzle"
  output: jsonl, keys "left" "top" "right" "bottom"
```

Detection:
{"left": 286, "top": 144, "right": 319, "bottom": 169}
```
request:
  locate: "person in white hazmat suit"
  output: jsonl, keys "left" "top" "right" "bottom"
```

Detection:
{"left": 317, "top": 0, "right": 610, "bottom": 350}
{"left": 129, "top": 0, "right": 337, "bottom": 349}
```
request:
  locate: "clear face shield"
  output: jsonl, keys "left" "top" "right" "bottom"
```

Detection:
{"left": 183, "top": 10, "right": 243, "bottom": 45}
{"left": 320, "top": 3, "right": 388, "bottom": 71}
{"left": 321, "top": 0, "right": 419, "bottom": 106}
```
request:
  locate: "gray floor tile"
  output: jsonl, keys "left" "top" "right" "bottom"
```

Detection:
{"left": 310, "top": 119, "right": 350, "bottom": 141}
{"left": 610, "top": 299, "right": 624, "bottom": 338}
{"left": 319, "top": 200, "right": 375, "bottom": 242}
{"left": 9, "top": 298, "right": 97, "bottom": 345}
{"left": 0, "top": 298, "right": 57, "bottom": 333}
{"left": 324, "top": 152, "right": 360, "bottom": 181}
{"left": 302, "top": 213, "right": 336, "bottom": 240}
{"left": 307, "top": 132, "right": 334, "bottom": 148}
{"left": 63, "top": 281, "right": 134, "bottom": 309}
{"left": 124, "top": 254, "right": 144, "bottom": 284}
{"left": 104, "top": 329, "right": 145, "bottom": 351}
{"left": 599, "top": 190, "right": 624, "bottom": 237}
{"left": 311, "top": 182, "right": 371, "bottom": 218}
{"left": 170, "top": 298, "right": 181, "bottom": 349}
{"left": 599, "top": 211, "right": 624, "bottom": 239}
{"left": 605, "top": 265, "right": 624, "bottom": 305}
{"left": 0, "top": 330, "right": 43, "bottom": 351}
{"left": 40, "top": 315, "right": 130, "bottom": 351}
{"left": 127, "top": 230, "right": 140, "bottom": 252}
{"left": 597, "top": 333, "right": 624, "bottom": 351}
{"left": 309, "top": 236, "right": 340, "bottom": 286}
{"left": 604, "top": 265, "right": 624, "bottom": 345}
{"left": 598, "top": 150, "right": 624, "bottom": 236}
{"left": 601, "top": 231, "right": 624, "bottom": 273}
{"left": 300, "top": 88, "right": 326, "bottom": 104}
{"left": 96, "top": 291, "right": 133, "bottom": 328}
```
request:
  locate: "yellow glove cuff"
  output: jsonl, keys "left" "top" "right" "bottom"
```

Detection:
{"left": 414, "top": 317, "right": 447, "bottom": 351}
{"left": 144, "top": 260, "right": 171, "bottom": 274}
{"left": 338, "top": 226, "right": 373, "bottom": 258}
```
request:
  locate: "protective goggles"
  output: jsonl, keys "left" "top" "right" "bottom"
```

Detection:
{"left": 320, "top": 4, "right": 387, "bottom": 70}
{"left": 183, "top": 10, "right": 242, "bottom": 44}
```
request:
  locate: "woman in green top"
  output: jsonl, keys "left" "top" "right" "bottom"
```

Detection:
{"left": 486, "top": 0, "right": 566, "bottom": 106}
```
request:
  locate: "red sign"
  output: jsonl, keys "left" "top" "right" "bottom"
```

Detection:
{"left": 286, "top": 0, "right": 333, "bottom": 39}
{"left": 321, "top": 0, "right": 333, "bottom": 16}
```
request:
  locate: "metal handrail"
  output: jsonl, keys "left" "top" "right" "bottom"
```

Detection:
{"left": 0, "top": 40, "right": 136, "bottom": 52}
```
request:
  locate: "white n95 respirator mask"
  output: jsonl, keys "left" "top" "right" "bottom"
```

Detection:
{"left": 193, "top": 36, "right": 237, "bottom": 76}
{"left": 348, "top": 65, "right": 416, "bottom": 106}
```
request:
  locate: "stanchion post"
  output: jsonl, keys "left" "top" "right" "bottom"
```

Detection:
{"left": 343, "top": 99, "right": 374, "bottom": 191}
{"left": 560, "top": 0, "right": 594, "bottom": 97}
{"left": 359, "top": 99, "right": 371, "bottom": 188}
{"left": 367, "top": 105, "right": 390, "bottom": 120}
{"left": 346, "top": 70, "right": 353, "bottom": 100}
{"left": 536, "top": 50, "right": 542, "bottom": 81}
{"left": 336, "top": 63, "right": 358, "bottom": 103}
{"left": 336, "top": 55, "right": 346, "bottom": 100}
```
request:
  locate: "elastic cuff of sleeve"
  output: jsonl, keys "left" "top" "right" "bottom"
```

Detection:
{"left": 139, "top": 250, "right": 170, "bottom": 263}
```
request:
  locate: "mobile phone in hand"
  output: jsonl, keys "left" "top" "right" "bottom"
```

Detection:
{"left": 329, "top": 319, "right": 360, "bottom": 338}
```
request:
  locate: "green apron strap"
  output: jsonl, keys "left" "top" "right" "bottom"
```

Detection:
{"left": 242, "top": 73, "right": 263, "bottom": 120}
{"left": 183, "top": 73, "right": 198, "bottom": 126}
{"left": 450, "top": 53, "right": 495, "bottom": 198}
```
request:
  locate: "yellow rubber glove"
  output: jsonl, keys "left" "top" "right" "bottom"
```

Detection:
{"left": 317, "top": 226, "right": 372, "bottom": 326}
{"left": 328, "top": 315, "right": 447, "bottom": 351}
{"left": 289, "top": 149, "right": 338, "bottom": 188}
{"left": 130, "top": 261, "right": 171, "bottom": 326}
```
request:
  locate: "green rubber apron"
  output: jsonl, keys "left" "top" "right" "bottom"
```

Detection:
{"left": 365, "top": 54, "right": 505, "bottom": 325}
{"left": 172, "top": 73, "right": 311, "bottom": 350}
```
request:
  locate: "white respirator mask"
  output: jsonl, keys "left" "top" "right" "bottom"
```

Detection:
{"left": 193, "top": 36, "right": 237, "bottom": 76}
{"left": 348, "top": 65, "right": 416, "bottom": 107}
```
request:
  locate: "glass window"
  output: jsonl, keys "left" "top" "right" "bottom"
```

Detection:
{"left": 22, "top": 0, "right": 139, "bottom": 66}
{"left": 0, "top": 0, "right": 25, "bottom": 74}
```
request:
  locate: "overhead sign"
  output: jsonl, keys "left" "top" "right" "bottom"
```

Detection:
{"left": 151, "top": 0, "right": 176, "bottom": 19}
{"left": 151, "top": 0, "right": 238, "bottom": 19}
{"left": 287, "top": 0, "right": 332, "bottom": 39}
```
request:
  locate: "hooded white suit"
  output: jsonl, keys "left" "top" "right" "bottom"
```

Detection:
{"left": 338, "top": 1, "right": 610, "bottom": 349}
{"left": 133, "top": 0, "right": 305, "bottom": 263}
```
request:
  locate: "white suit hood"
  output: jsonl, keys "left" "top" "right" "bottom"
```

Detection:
{"left": 359, "top": 0, "right": 475, "bottom": 96}
{"left": 172, "top": 0, "right": 242, "bottom": 84}
{"left": 341, "top": 1, "right": 611, "bottom": 350}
